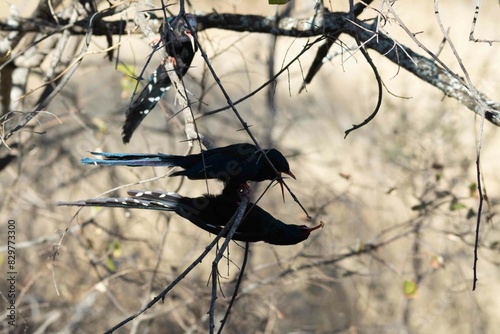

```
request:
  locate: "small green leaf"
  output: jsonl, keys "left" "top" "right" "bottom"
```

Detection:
{"left": 449, "top": 201, "right": 466, "bottom": 211}
{"left": 403, "top": 280, "right": 418, "bottom": 298}
{"left": 118, "top": 64, "right": 137, "bottom": 95}
{"left": 116, "top": 63, "right": 134, "bottom": 76}
{"left": 468, "top": 183, "right": 479, "bottom": 198}
{"left": 112, "top": 241, "right": 122, "bottom": 258}
{"left": 105, "top": 256, "right": 116, "bottom": 272}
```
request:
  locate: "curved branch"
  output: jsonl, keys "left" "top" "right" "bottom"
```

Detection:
{"left": 354, "top": 20, "right": 500, "bottom": 126}
{"left": 1, "top": 9, "right": 498, "bottom": 128}
{"left": 196, "top": 12, "right": 499, "bottom": 126}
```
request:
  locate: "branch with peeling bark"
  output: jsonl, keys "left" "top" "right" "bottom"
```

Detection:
{"left": 1, "top": 8, "right": 497, "bottom": 138}
{"left": 196, "top": 12, "right": 499, "bottom": 126}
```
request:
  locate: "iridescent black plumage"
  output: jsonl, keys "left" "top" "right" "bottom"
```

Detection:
{"left": 81, "top": 143, "right": 296, "bottom": 190}
{"left": 122, "top": 14, "right": 198, "bottom": 143}
{"left": 56, "top": 190, "right": 322, "bottom": 245}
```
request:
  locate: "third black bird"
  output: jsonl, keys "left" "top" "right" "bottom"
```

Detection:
{"left": 122, "top": 14, "right": 198, "bottom": 143}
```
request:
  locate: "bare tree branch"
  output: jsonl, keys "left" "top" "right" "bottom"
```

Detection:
{"left": 1, "top": 9, "right": 498, "bottom": 129}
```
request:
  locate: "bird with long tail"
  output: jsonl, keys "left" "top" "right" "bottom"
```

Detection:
{"left": 57, "top": 190, "right": 323, "bottom": 246}
{"left": 81, "top": 143, "right": 296, "bottom": 199}
{"left": 122, "top": 14, "right": 198, "bottom": 143}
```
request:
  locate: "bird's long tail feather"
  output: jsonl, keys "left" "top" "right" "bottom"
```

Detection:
{"left": 56, "top": 190, "right": 182, "bottom": 211}
{"left": 80, "top": 152, "right": 178, "bottom": 167}
{"left": 122, "top": 65, "right": 172, "bottom": 143}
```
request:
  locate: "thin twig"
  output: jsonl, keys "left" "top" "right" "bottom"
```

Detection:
{"left": 217, "top": 242, "right": 250, "bottom": 333}
{"left": 193, "top": 23, "right": 313, "bottom": 218}
{"left": 344, "top": 0, "right": 383, "bottom": 138}
{"left": 104, "top": 192, "right": 249, "bottom": 334}
{"left": 198, "top": 37, "right": 322, "bottom": 118}
{"left": 468, "top": 0, "right": 500, "bottom": 45}
{"left": 209, "top": 190, "right": 249, "bottom": 333}
{"left": 432, "top": 0, "right": 486, "bottom": 290}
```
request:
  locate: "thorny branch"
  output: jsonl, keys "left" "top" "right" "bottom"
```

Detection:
{"left": 104, "top": 190, "right": 249, "bottom": 334}
{"left": 1, "top": 4, "right": 498, "bottom": 143}
{"left": 199, "top": 12, "right": 499, "bottom": 126}
{"left": 217, "top": 242, "right": 250, "bottom": 334}
{"left": 209, "top": 192, "right": 249, "bottom": 333}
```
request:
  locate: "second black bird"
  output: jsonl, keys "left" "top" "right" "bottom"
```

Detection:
{"left": 57, "top": 190, "right": 322, "bottom": 245}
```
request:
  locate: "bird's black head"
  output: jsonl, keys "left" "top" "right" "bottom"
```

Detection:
{"left": 166, "top": 14, "right": 198, "bottom": 52}
{"left": 183, "top": 14, "right": 198, "bottom": 32}
{"left": 261, "top": 148, "right": 296, "bottom": 202}
{"left": 265, "top": 149, "right": 295, "bottom": 179}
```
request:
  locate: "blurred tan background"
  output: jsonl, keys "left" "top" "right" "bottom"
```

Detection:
{"left": 1, "top": 0, "right": 499, "bottom": 333}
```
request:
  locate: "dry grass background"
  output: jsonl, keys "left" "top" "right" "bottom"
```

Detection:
{"left": 1, "top": 0, "right": 500, "bottom": 333}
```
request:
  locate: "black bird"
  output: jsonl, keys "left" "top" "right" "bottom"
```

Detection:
{"left": 56, "top": 190, "right": 323, "bottom": 245}
{"left": 81, "top": 143, "right": 296, "bottom": 197}
{"left": 122, "top": 14, "right": 198, "bottom": 143}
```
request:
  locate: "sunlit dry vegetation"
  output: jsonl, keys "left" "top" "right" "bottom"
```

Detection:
{"left": 1, "top": 0, "right": 499, "bottom": 333}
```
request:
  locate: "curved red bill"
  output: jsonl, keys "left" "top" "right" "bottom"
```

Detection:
{"left": 185, "top": 31, "right": 196, "bottom": 52}
{"left": 308, "top": 221, "right": 325, "bottom": 232}
{"left": 300, "top": 221, "right": 325, "bottom": 237}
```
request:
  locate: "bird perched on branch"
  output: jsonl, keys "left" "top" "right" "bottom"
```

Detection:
{"left": 57, "top": 190, "right": 323, "bottom": 245}
{"left": 122, "top": 13, "right": 198, "bottom": 143}
{"left": 81, "top": 143, "right": 296, "bottom": 198}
